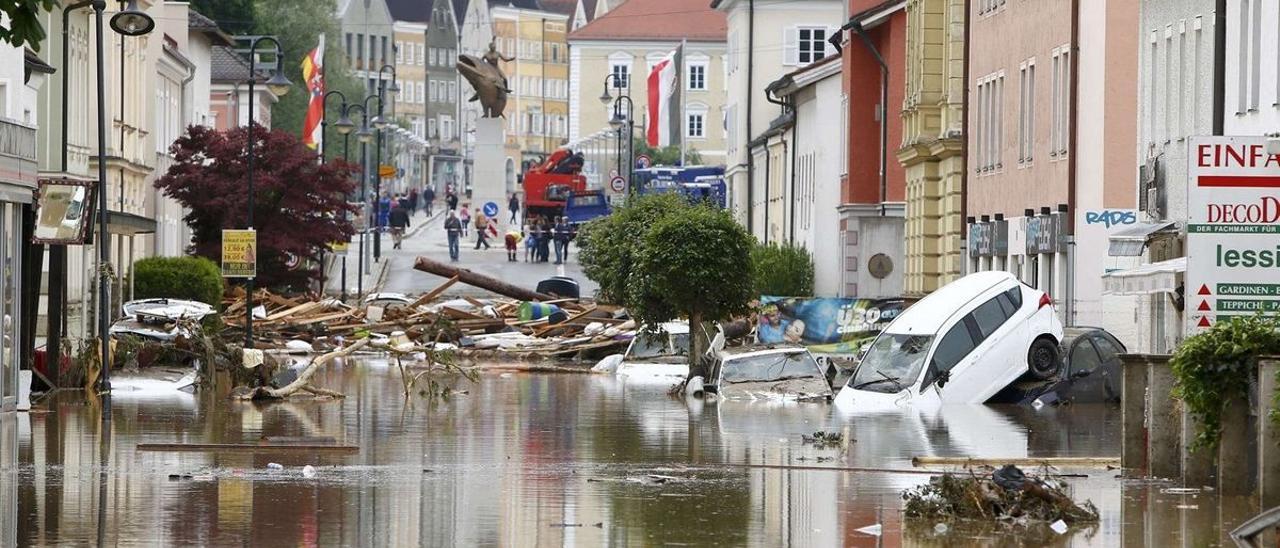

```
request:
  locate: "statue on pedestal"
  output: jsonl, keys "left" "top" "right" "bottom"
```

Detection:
{"left": 457, "top": 41, "right": 513, "bottom": 118}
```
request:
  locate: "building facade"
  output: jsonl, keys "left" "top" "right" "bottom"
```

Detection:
{"left": 425, "top": 0, "right": 462, "bottom": 193}
{"left": 714, "top": 0, "right": 843, "bottom": 241}
{"left": 836, "top": 0, "right": 908, "bottom": 299}
{"left": 897, "top": 0, "right": 965, "bottom": 298}
{"left": 567, "top": 0, "right": 728, "bottom": 197}
{"left": 492, "top": 3, "right": 571, "bottom": 172}
{"left": 339, "top": 0, "right": 397, "bottom": 96}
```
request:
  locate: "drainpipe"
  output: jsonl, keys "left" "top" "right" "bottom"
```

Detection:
{"left": 1066, "top": 0, "right": 1079, "bottom": 324}
{"left": 1212, "top": 0, "right": 1225, "bottom": 135}
{"left": 745, "top": 0, "right": 755, "bottom": 235}
{"left": 961, "top": 0, "right": 970, "bottom": 236}
{"left": 849, "top": 24, "right": 888, "bottom": 216}
{"left": 765, "top": 84, "right": 789, "bottom": 245}
{"left": 789, "top": 95, "right": 798, "bottom": 244}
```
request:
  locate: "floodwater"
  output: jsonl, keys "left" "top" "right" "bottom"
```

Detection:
{"left": 0, "top": 358, "right": 1260, "bottom": 546}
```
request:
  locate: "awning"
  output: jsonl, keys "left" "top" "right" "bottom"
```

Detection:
{"left": 1108, "top": 221, "right": 1177, "bottom": 256}
{"left": 1102, "top": 257, "right": 1186, "bottom": 295}
{"left": 106, "top": 210, "right": 157, "bottom": 235}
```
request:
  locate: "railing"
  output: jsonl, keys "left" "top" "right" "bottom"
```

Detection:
{"left": 0, "top": 118, "right": 37, "bottom": 161}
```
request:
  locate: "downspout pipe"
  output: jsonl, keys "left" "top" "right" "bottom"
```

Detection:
{"left": 1066, "top": 0, "right": 1079, "bottom": 323}
{"left": 764, "top": 86, "right": 787, "bottom": 245}
{"left": 1212, "top": 0, "right": 1226, "bottom": 135}
{"left": 789, "top": 95, "right": 798, "bottom": 244}
{"left": 746, "top": 0, "right": 755, "bottom": 235}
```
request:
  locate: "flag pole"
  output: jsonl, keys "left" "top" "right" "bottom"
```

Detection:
{"left": 679, "top": 39, "right": 687, "bottom": 166}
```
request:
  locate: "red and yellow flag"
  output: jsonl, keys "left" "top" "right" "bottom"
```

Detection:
{"left": 300, "top": 35, "right": 325, "bottom": 150}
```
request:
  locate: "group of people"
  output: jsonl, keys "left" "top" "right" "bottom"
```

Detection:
{"left": 384, "top": 188, "right": 437, "bottom": 250}
{"left": 512, "top": 216, "right": 575, "bottom": 264}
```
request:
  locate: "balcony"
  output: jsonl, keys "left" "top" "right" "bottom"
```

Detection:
{"left": 0, "top": 118, "right": 38, "bottom": 189}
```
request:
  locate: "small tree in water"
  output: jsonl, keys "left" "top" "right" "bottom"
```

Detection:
{"left": 579, "top": 194, "right": 754, "bottom": 368}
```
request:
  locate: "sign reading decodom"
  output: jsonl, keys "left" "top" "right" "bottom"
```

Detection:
{"left": 1186, "top": 136, "right": 1280, "bottom": 333}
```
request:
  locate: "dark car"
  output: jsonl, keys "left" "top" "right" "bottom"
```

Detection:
{"left": 990, "top": 327, "right": 1127, "bottom": 405}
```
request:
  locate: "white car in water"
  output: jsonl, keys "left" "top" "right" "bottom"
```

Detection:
{"left": 704, "top": 347, "right": 833, "bottom": 401}
{"left": 593, "top": 322, "right": 691, "bottom": 381}
{"left": 834, "top": 271, "right": 1064, "bottom": 412}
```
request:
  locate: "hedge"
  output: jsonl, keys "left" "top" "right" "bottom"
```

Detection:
{"left": 133, "top": 256, "right": 224, "bottom": 307}
{"left": 751, "top": 242, "right": 815, "bottom": 298}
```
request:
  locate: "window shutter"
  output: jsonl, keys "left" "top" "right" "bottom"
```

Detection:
{"left": 783, "top": 27, "right": 799, "bottom": 66}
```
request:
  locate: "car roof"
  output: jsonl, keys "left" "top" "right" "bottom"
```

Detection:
{"left": 884, "top": 271, "right": 1018, "bottom": 335}
{"left": 724, "top": 346, "right": 808, "bottom": 359}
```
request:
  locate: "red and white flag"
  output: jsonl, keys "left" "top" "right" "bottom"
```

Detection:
{"left": 300, "top": 35, "right": 325, "bottom": 150}
{"left": 646, "top": 45, "right": 682, "bottom": 148}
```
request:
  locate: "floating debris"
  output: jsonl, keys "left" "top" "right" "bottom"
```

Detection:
{"left": 801, "top": 431, "right": 845, "bottom": 449}
{"left": 902, "top": 465, "right": 1099, "bottom": 526}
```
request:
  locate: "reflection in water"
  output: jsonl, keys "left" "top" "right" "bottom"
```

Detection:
{"left": 7, "top": 359, "right": 1263, "bottom": 546}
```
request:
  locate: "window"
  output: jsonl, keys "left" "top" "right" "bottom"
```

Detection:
{"left": 416, "top": 81, "right": 424, "bottom": 104}
{"left": 1069, "top": 342, "right": 1103, "bottom": 377}
{"left": 610, "top": 63, "right": 629, "bottom": 88}
{"left": 687, "top": 112, "right": 705, "bottom": 138}
{"left": 1050, "top": 46, "right": 1071, "bottom": 156}
{"left": 727, "top": 31, "right": 738, "bottom": 73}
{"left": 417, "top": 44, "right": 425, "bottom": 66}
{"left": 786, "top": 26, "right": 832, "bottom": 65}
{"left": 970, "top": 296, "right": 1011, "bottom": 340}
{"left": 1018, "top": 59, "right": 1035, "bottom": 164}
{"left": 974, "top": 73, "right": 1003, "bottom": 172}
{"left": 688, "top": 62, "right": 706, "bottom": 90}
{"left": 380, "top": 36, "right": 388, "bottom": 67}
{"left": 924, "top": 322, "right": 977, "bottom": 388}
{"left": 979, "top": 0, "right": 1007, "bottom": 15}
{"left": 395, "top": 41, "right": 403, "bottom": 63}
{"left": 356, "top": 34, "right": 364, "bottom": 67}
{"left": 345, "top": 33, "right": 353, "bottom": 59}
{"left": 448, "top": 82, "right": 457, "bottom": 102}
{"left": 429, "top": 80, "right": 438, "bottom": 102}
{"left": 428, "top": 118, "right": 437, "bottom": 139}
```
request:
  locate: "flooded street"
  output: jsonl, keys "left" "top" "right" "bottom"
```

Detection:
{"left": 4, "top": 360, "right": 1258, "bottom": 546}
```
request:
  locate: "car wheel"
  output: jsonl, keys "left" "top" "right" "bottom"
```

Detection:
{"left": 1026, "top": 337, "right": 1061, "bottom": 381}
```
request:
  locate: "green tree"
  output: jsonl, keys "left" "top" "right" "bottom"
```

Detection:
{"left": 632, "top": 137, "right": 703, "bottom": 167}
{"left": 188, "top": 0, "right": 255, "bottom": 33}
{"left": 751, "top": 242, "right": 815, "bottom": 297}
{"left": 630, "top": 206, "right": 755, "bottom": 362}
{"left": 578, "top": 192, "right": 689, "bottom": 304}
{"left": 0, "top": 0, "right": 56, "bottom": 51}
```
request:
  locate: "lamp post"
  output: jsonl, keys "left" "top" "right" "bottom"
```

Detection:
{"left": 88, "top": 0, "right": 154, "bottom": 396}
{"left": 372, "top": 64, "right": 398, "bottom": 261}
{"left": 322, "top": 90, "right": 354, "bottom": 299}
{"left": 243, "top": 36, "right": 293, "bottom": 351}
{"left": 600, "top": 74, "right": 634, "bottom": 195}
{"left": 353, "top": 94, "right": 381, "bottom": 297}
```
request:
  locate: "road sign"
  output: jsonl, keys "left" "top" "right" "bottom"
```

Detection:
{"left": 483, "top": 201, "right": 499, "bottom": 218}
{"left": 609, "top": 176, "right": 626, "bottom": 193}
{"left": 379, "top": 164, "right": 396, "bottom": 178}
{"left": 331, "top": 241, "right": 349, "bottom": 256}
{"left": 1185, "top": 136, "right": 1280, "bottom": 333}
{"left": 636, "top": 154, "right": 652, "bottom": 169}
{"left": 221, "top": 229, "right": 256, "bottom": 278}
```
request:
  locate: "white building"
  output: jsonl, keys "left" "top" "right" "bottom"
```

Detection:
{"left": 712, "top": 0, "right": 843, "bottom": 240}
{"left": 769, "top": 57, "right": 844, "bottom": 296}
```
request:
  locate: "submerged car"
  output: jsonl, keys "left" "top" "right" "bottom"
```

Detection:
{"left": 834, "top": 271, "right": 1064, "bottom": 412}
{"left": 991, "top": 326, "right": 1127, "bottom": 405}
{"left": 592, "top": 322, "right": 691, "bottom": 380}
{"left": 704, "top": 347, "right": 833, "bottom": 401}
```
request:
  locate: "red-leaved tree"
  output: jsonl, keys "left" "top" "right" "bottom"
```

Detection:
{"left": 156, "top": 125, "right": 358, "bottom": 290}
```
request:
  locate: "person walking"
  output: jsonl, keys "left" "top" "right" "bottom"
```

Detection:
{"left": 537, "top": 220, "right": 552, "bottom": 262}
{"left": 408, "top": 188, "right": 419, "bottom": 216}
{"left": 459, "top": 206, "right": 471, "bottom": 237}
{"left": 553, "top": 217, "right": 569, "bottom": 265}
{"left": 508, "top": 193, "right": 520, "bottom": 224}
{"left": 423, "top": 186, "right": 435, "bottom": 216}
{"left": 446, "top": 191, "right": 458, "bottom": 212}
{"left": 389, "top": 203, "right": 411, "bottom": 249}
{"left": 563, "top": 217, "right": 576, "bottom": 262}
{"left": 444, "top": 211, "right": 462, "bottom": 262}
{"left": 377, "top": 194, "right": 392, "bottom": 234}
{"left": 473, "top": 208, "right": 491, "bottom": 250}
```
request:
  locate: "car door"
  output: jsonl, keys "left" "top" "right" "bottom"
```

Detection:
{"left": 926, "top": 292, "right": 1021, "bottom": 403}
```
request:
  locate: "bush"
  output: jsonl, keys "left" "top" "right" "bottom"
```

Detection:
{"left": 751, "top": 242, "right": 815, "bottom": 297}
{"left": 133, "top": 256, "right": 225, "bottom": 308}
{"left": 1171, "top": 313, "right": 1280, "bottom": 450}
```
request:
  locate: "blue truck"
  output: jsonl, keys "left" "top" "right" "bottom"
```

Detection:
{"left": 563, "top": 190, "right": 612, "bottom": 227}
{"left": 632, "top": 166, "right": 728, "bottom": 208}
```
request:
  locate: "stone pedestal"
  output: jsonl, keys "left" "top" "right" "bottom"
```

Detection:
{"left": 1260, "top": 358, "right": 1280, "bottom": 507}
{"left": 471, "top": 117, "right": 508, "bottom": 228}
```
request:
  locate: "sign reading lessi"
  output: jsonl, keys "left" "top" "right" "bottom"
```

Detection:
{"left": 1186, "top": 136, "right": 1280, "bottom": 333}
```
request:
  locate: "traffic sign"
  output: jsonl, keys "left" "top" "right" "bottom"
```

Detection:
{"left": 483, "top": 201, "right": 499, "bottom": 218}
{"left": 1185, "top": 136, "right": 1280, "bottom": 333}
{"left": 636, "top": 154, "right": 652, "bottom": 169}
{"left": 378, "top": 164, "right": 396, "bottom": 178}
{"left": 609, "top": 176, "right": 626, "bottom": 193}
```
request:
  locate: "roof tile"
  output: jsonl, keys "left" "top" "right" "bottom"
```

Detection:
{"left": 570, "top": 0, "right": 726, "bottom": 42}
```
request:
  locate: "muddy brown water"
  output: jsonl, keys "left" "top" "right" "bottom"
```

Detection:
{"left": 1, "top": 358, "right": 1259, "bottom": 546}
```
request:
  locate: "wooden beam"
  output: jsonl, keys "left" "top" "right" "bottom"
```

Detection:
{"left": 409, "top": 275, "right": 461, "bottom": 308}
{"left": 414, "top": 256, "right": 555, "bottom": 302}
{"left": 910, "top": 456, "right": 1119, "bottom": 468}
{"left": 137, "top": 443, "right": 359, "bottom": 454}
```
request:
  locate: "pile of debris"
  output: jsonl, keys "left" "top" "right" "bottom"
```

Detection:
{"left": 902, "top": 465, "right": 1099, "bottom": 527}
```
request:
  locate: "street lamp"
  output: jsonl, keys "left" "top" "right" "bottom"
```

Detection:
{"left": 356, "top": 93, "right": 383, "bottom": 295}
{"left": 321, "top": 90, "right": 350, "bottom": 299}
{"left": 109, "top": 0, "right": 153, "bottom": 36}
{"left": 356, "top": 125, "right": 374, "bottom": 144}
{"left": 602, "top": 74, "right": 634, "bottom": 194}
{"left": 242, "top": 36, "right": 292, "bottom": 351}
{"left": 79, "top": 0, "right": 155, "bottom": 399}
{"left": 372, "top": 64, "right": 397, "bottom": 261}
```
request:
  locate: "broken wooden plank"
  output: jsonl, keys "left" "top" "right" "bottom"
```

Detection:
{"left": 414, "top": 256, "right": 555, "bottom": 302}
{"left": 910, "top": 456, "right": 1119, "bottom": 469}
{"left": 137, "top": 442, "right": 359, "bottom": 454}
{"left": 409, "top": 275, "right": 460, "bottom": 308}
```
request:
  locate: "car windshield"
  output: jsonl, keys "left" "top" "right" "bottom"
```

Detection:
{"left": 847, "top": 333, "right": 934, "bottom": 393}
{"left": 721, "top": 352, "right": 822, "bottom": 384}
{"left": 626, "top": 331, "right": 690, "bottom": 359}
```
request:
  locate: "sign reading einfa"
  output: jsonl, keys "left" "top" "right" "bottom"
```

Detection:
{"left": 1186, "top": 136, "right": 1280, "bottom": 333}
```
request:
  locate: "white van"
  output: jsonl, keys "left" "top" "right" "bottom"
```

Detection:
{"left": 834, "top": 271, "right": 1064, "bottom": 412}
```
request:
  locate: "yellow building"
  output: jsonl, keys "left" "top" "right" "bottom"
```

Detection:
{"left": 896, "top": 0, "right": 966, "bottom": 297}
{"left": 491, "top": 4, "right": 571, "bottom": 169}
